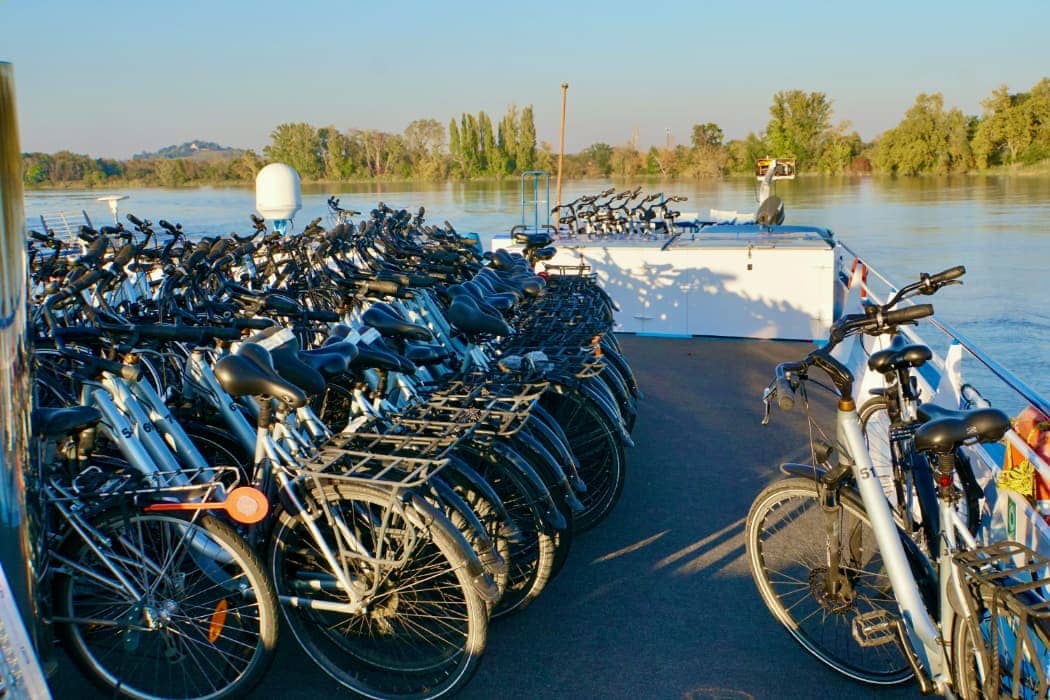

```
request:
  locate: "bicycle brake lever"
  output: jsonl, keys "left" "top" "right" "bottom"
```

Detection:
{"left": 761, "top": 382, "right": 775, "bottom": 426}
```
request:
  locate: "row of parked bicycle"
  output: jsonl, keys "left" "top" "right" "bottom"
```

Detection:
{"left": 26, "top": 200, "right": 638, "bottom": 699}
{"left": 551, "top": 187, "right": 691, "bottom": 239}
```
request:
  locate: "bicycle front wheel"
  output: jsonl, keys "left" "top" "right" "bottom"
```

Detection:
{"left": 269, "top": 481, "right": 489, "bottom": 700}
{"left": 53, "top": 511, "right": 278, "bottom": 700}
{"left": 745, "top": 477, "right": 914, "bottom": 685}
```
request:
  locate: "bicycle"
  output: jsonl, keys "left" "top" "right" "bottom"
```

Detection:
{"left": 746, "top": 266, "right": 1050, "bottom": 696}
{"left": 31, "top": 406, "right": 278, "bottom": 700}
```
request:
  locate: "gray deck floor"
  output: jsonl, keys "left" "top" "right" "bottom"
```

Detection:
{"left": 49, "top": 336, "right": 922, "bottom": 699}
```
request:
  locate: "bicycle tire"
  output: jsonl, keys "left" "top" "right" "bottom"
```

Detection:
{"left": 540, "top": 387, "right": 626, "bottom": 532}
{"left": 53, "top": 511, "right": 278, "bottom": 700}
{"left": 505, "top": 431, "right": 575, "bottom": 578}
{"left": 268, "top": 480, "right": 488, "bottom": 700}
{"left": 951, "top": 587, "right": 1050, "bottom": 698}
{"left": 453, "top": 444, "right": 557, "bottom": 618}
{"left": 439, "top": 460, "right": 514, "bottom": 604}
{"left": 745, "top": 476, "right": 914, "bottom": 685}
{"left": 427, "top": 474, "right": 509, "bottom": 599}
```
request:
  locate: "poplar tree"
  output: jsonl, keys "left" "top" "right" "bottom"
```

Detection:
{"left": 498, "top": 106, "right": 518, "bottom": 173}
{"left": 516, "top": 106, "right": 537, "bottom": 171}
{"left": 478, "top": 111, "right": 496, "bottom": 175}
{"left": 448, "top": 118, "right": 462, "bottom": 176}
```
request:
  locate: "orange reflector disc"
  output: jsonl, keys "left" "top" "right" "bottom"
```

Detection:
{"left": 209, "top": 599, "right": 228, "bottom": 643}
{"left": 227, "top": 486, "right": 268, "bottom": 525}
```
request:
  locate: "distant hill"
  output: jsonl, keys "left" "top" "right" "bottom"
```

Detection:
{"left": 133, "top": 141, "right": 244, "bottom": 161}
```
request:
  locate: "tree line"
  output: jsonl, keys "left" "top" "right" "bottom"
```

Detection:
{"left": 20, "top": 78, "right": 1050, "bottom": 187}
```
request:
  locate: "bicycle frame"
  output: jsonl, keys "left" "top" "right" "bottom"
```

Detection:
{"left": 832, "top": 384, "right": 1030, "bottom": 695}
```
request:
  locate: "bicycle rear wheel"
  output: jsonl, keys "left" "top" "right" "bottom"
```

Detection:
{"left": 952, "top": 589, "right": 1050, "bottom": 698}
{"left": 540, "top": 387, "right": 626, "bottom": 532}
{"left": 53, "top": 511, "right": 278, "bottom": 700}
{"left": 453, "top": 444, "right": 557, "bottom": 618}
{"left": 268, "top": 481, "right": 488, "bottom": 699}
{"left": 745, "top": 477, "right": 914, "bottom": 685}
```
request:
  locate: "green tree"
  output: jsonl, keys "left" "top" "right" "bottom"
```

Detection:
{"left": 972, "top": 79, "right": 1050, "bottom": 167}
{"left": 688, "top": 122, "right": 728, "bottom": 178}
{"left": 875, "top": 93, "right": 972, "bottom": 175}
{"left": 478, "top": 111, "right": 496, "bottom": 174}
{"left": 231, "top": 149, "right": 263, "bottom": 181}
{"left": 609, "top": 144, "right": 642, "bottom": 178}
{"left": 497, "top": 106, "right": 518, "bottom": 174}
{"left": 403, "top": 118, "right": 446, "bottom": 178}
{"left": 691, "top": 123, "right": 724, "bottom": 148}
{"left": 24, "top": 162, "right": 48, "bottom": 185}
{"left": 264, "top": 123, "right": 323, "bottom": 179}
{"left": 448, "top": 118, "right": 463, "bottom": 176}
{"left": 813, "top": 123, "right": 862, "bottom": 174}
{"left": 516, "top": 106, "right": 536, "bottom": 171}
{"left": 765, "top": 90, "right": 833, "bottom": 168}
{"left": 725, "top": 133, "right": 769, "bottom": 173}
{"left": 155, "top": 158, "right": 188, "bottom": 187}
{"left": 404, "top": 119, "right": 444, "bottom": 158}
{"left": 460, "top": 114, "right": 481, "bottom": 176}
{"left": 580, "top": 142, "right": 614, "bottom": 177}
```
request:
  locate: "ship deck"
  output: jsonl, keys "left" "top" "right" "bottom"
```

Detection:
{"left": 49, "top": 336, "right": 922, "bottom": 699}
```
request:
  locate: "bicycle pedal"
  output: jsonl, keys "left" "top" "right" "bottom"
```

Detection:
{"left": 851, "top": 610, "right": 900, "bottom": 648}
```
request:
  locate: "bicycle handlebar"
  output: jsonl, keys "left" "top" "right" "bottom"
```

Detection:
{"left": 766, "top": 267, "right": 950, "bottom": 415}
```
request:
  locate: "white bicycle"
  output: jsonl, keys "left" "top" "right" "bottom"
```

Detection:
{"left": 747, "top": 266, "right": 1050, "bottom": 697}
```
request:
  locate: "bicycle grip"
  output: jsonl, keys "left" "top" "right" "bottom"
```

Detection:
{"left": 883, "top": 303, "right": 934, "bottom": 325}
{"left": 81, "top": 236, "right": 108, "bottom": 263}
{"left": 928, "top": 265, "right": 965, "bottom": 285}
{"left": 232, "top": 317, "right": 276, "bottom": 330}
{"left": 378, "top": 272, "right": 410, "bottom": 286}
{"left": 126, "top": 213, "right": 143, "bottom": 227}
{"left": 29, "top": 230, "right": 50, "bottom": 242}
{"left": 775, "top": 376, "right": 795, "bottom": 411}
{"left": 68, "top": 268, "right": 103, "bottom": 292}
{"left": 305, "top": 309, "right": 341, "bottom": 323}
{"left": 111, "top": 243, "right": 135, "bottom": 268}
{"left": 360, "top": 280, "right": 400, "bottom": 296}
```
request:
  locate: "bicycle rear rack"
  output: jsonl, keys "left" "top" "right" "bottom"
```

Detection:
{"left": 954, "top": 541, "right": 1050, "bottom": 698}
{"left": 298, "top": 446, "right": 448, "bottom": 489}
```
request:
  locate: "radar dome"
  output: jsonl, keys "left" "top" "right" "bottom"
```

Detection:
{"left": 255, "top": 163, "right": 302, "bottom": 221}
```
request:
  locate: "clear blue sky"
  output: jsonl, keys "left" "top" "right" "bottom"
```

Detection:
{"left": 2, "top": 0, "right": 1048, "bottom": 159}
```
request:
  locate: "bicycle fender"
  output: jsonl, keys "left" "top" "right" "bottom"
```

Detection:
{"left": 779, "top": 463, "right": 827, "bottom": 479}
{"left": 406, "top": 490, "right": 500, "bottom": 604}
{"left": 579, "top": 381, "right": 634, "bottom": 447}
{"left": 509, "top": 432, "right": 584, "bottom": 515}
{"left": 526, "top": 414, "right": 585, "bottom": 493}
{"left": 441, "top": 456, "right": 518, "bottom": 539}
{"left": 487, "top": 440, "right": 568, "bottom": 533}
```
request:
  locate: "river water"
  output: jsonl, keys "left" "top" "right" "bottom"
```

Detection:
{"left": 24, "top": 176, "right": 1050, "bottom": 408}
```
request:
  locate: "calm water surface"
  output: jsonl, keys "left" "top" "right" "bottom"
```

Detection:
{"left": 24, "top": 176, "right": 1050, "bottom": 406}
